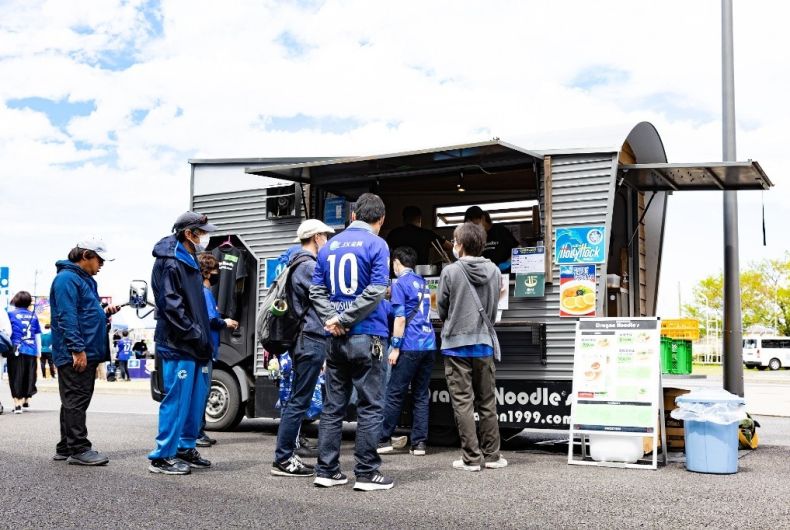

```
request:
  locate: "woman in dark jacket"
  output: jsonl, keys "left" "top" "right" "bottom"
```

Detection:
{"left": 6, "top": 291, "right": 42, "bottom": 414}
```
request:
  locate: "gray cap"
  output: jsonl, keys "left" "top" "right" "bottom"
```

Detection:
{"left": 172, "top": 211, "right": 217, "bottom": 233}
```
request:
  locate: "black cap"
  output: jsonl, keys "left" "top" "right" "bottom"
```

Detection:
{"left": 463, "top": 206, "right": 484, "bottom": 222}
{"left": 172, "top": 211, "right": 217, "bottom": 233}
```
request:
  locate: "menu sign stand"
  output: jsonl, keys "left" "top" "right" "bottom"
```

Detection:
{"left": 567, "top": 318, "right": 667, "bottom": 470}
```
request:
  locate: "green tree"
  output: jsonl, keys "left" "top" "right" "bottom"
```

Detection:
{"left": 683, "top": 253, "right": 790, "bottom": 336}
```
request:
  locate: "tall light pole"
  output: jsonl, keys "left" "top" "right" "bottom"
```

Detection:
{"left": 721, "top": 0, "right": 744, "bottom": 396}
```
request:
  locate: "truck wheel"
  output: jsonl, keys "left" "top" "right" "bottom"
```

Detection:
{"left": 756, "top": 366, "right": 767, "bottom": 371}
{"left": 428, "top": 425, "right": 460, "bottom": 447}
{"left": 205, "top": 369, "right": 244, "bottom": 431}
{"left": 768, "top": 358, "right": 782, "bottom": 371}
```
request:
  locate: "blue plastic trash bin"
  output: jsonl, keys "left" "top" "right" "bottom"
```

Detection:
{"left": 673, "top": 390, "right": 745, "bottom": 475}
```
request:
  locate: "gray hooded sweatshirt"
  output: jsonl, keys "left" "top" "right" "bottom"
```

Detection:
{"left": 437, "top": 257, "right": 501, "bottom": 351}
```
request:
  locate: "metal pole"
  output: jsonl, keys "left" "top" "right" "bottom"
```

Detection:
{"left": 722, "top": 0, "right": 744, "bottom": 396}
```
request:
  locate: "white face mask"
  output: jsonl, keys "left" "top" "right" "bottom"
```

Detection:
{"left": 199, "top": 234, "right": 211, "bottom": 249}
{"left": 452, "top": 245, "right": 461, "bottom": 259}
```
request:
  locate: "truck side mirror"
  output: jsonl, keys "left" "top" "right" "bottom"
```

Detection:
{"left": 128, "top": 280, "right": 149, "bottom": 309}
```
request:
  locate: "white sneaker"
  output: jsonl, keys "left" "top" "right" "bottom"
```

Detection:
{"left": 452, "top": 459, "right": 481, "bottom": 472}
{"left": 391, "top": 436, "right": 408, "bottom": 450}
{"left": 485, "top": 457, "right": 508, "bottom": 469}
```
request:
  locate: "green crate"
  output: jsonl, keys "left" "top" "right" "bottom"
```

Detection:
{"left": 660, "top": 337, "right": 673, "bottom": 374}
{"left": 660, "top": 338, "right": 693, "bottom": 375}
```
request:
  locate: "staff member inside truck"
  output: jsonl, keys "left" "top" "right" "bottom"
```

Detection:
{"left": 386, "top": 206, "right": 451, "bottom": 265}
{"left": 270, "top": 219, "right": 333, "bottom": 478}
{"left": 310, "top": 193, "right": 395, "bottom": 491}
{"left": 464, "top": 206, "right": 518, "bottom": 273}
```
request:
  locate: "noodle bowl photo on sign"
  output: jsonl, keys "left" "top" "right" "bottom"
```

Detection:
{"left": 559, "top": 265, "right": 596, "bottom": 317}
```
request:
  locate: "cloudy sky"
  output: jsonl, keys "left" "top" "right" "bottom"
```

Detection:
{"left": 0, "top": 0, "right": 787, "bottom": 323}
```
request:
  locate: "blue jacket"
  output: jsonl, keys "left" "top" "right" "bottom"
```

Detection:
{"left": 151, "top": 235, "right": 213, "bottom": 362}
{"left": 49, "top": 260, "right": 111, "bottom": 367}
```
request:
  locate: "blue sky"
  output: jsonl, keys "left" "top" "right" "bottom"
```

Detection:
{"left": 0, "top": 0, "right": 787, "bottom": 321}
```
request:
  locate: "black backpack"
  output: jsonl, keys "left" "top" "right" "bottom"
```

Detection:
{"left": 256, "top": 254, "right": 314, "bottom": 355}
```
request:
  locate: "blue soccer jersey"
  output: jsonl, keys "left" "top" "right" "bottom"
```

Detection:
{"left": 8, "top": 308, "right": 42, "bottom": 356}
{"left": 313, "top": 224, "right": 390, "bottom": 337}
{"left": 391, "top": 270, "right": 437, "bottom": 351}
{"left": 117, "top": 337, "right": 133, "bottom": 361}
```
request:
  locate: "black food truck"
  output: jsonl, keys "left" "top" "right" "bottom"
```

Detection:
{"left": 177, "top": 122, "right": 771, "bottom": 443}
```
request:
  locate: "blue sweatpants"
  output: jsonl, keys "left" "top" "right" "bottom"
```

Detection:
{"left": 148, "top": 358, "right": 210, "bottom": 460}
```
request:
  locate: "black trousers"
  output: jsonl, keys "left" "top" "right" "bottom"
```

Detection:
{"left": 56, "top": 361, "right": 98, "bottom": 456}
{"left": 7, "top": 354, "right": 38, "bottom": 399}
{"left": 41, "top": 354, "right": 56, "bottom": 378}
{"left": 118, "top": 360, "right": 130, "bottom": 380}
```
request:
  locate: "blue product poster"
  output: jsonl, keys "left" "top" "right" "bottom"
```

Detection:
{"left": 265, "top": 258, "right": 287, "bottom": 288}
{"left": 324, "top": 197, "right": 347, "bottom": 228}
{"left": 555, "top": 226, "right": 606, "bottom": 265}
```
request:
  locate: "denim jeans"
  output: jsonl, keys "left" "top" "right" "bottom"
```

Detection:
{"left": 379, "top": 349, "right": 435, "bottom": 445}
{"left": 274, "top": 334, "right": 327, "bottom": 463}
{"left": 317, "top": 334, "right": 386, "bottom": 478}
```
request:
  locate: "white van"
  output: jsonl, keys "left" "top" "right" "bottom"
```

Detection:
{"left": 743, "top": 336, "right": 790, "bottom": 370}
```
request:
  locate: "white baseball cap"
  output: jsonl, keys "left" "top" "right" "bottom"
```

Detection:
{"left": 76, "top": 236, "right": 114, "bottom": 261}
{"left": 293, "top": 219, "right": 335, "bottom": 242}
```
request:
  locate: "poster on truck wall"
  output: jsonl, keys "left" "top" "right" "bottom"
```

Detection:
{"left": 555, "top": 226, "right": 606, "bottom": 265}
{"left": 559, "top": 265, "right": 596, "bottom": 317}
{"left": 512, "top": 247, "right": 545, "bottom": 297}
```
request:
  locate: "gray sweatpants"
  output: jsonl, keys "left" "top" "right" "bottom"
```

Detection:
{"left": 444, "top": 355, "right": 501, "bottom": 466}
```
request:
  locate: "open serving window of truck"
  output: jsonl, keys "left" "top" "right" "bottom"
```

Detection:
{"left": 187, "top": 121, "right": 771, "bottom": 442}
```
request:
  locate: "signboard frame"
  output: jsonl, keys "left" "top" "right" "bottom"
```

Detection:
{"left": 567, "top": 317, "right": 667, "bottom": 470}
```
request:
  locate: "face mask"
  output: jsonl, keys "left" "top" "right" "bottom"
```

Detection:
{"left": 452, "top": 245, "right": 461, "bottom": 259}
{"left": 209, "top": 273, "right": 220, "bottom": 286}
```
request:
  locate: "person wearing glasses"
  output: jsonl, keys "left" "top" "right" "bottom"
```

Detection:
{"left": 50, "top": 237, "right": 121, "bottom": 465}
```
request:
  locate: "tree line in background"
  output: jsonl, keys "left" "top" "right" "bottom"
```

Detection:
{"left": 684, "top": 252, "right": 790, "bottom": 337}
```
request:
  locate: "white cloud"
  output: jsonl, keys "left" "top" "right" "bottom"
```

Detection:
{"left": 0, "top": 0, "right": 787, "bottom": 319}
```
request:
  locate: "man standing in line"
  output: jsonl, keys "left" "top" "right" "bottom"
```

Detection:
{"left": 50, "top": 237, "right": 120, "bottom": 465}
{"left": 40, "top": 324, "right": 55, "bottom": 379}
{"left": 310, "top": 193, "right": 395, "bottom": 491}
{"left": 148, "top": 212, "right": 216, "bottom": 475}
{"left": 116, "top": 330, "right": 133, "bottom": 381}
{"left": 270, "top": 219, "right": 334, "bottom": 477}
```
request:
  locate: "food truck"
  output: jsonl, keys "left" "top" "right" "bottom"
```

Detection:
{"left": 188, "top": 121, "right": 771, "bottom": 442}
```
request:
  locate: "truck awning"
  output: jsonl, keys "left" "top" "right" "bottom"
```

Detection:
{"left": 619, "top": 161, "right": 772, "bottom": 191}
{"left": 244, "top": 140, "right": 542, "bottom": 185}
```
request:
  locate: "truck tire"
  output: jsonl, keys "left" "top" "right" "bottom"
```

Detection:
{"left": 768, "top": 358, "right": 782, "bottom": 371}
{"left": 205, "top": 369, "right": 244, "bottom": 431}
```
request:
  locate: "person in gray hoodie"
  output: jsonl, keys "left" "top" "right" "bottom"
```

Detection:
{"left": 437, "top": 222, "right": 508, "bottom": 472}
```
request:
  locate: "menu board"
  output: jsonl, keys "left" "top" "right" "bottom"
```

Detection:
{"left": 569, "top": 318, "right": 660, "bottom": 434}
{"left": 512, "top": 247, "right": 545, "bottom": 298}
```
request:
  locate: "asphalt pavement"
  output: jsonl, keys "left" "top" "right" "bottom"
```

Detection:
{"left": 1, "top": 381, "right": 789, "bottom": 529}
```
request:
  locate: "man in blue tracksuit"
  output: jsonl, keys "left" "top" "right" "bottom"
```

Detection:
{"left": 148, "top": 211, "right": 216, "bottom": 475}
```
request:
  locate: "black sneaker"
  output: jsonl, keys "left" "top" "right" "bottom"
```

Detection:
{"left": 410, "top": 442, "right": 427, "bottom": 456}
{"left": 176, "top": 448, "right": 211, "bottom": 469}
{"left": 53, "top": 452, "right": 69, "bottom": 461}
{"left": 22, "top": 402, "right": 29, "bottom": 408}
{"left": 67, "top": 450, "right": 109, "bottom": 466}
{"left": 149, "top": 458, "right": 191, "bottom": 475}
{"left": 298, "top": 435, "right": 318, "bottom": 450}
{"left": 313, "top": 471, "right": 348, "bottom": 488}
{"left": 376, "top": 441, "right": 393, "bottom": 454}
{"left": 353, "top": 471, "right": 394, "bottom": 491}
{"left": 295, "top": 445, "right": 318, "bottom": 458}
{"left": 271, "top": 455, "right": 315, "bottom": 477}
